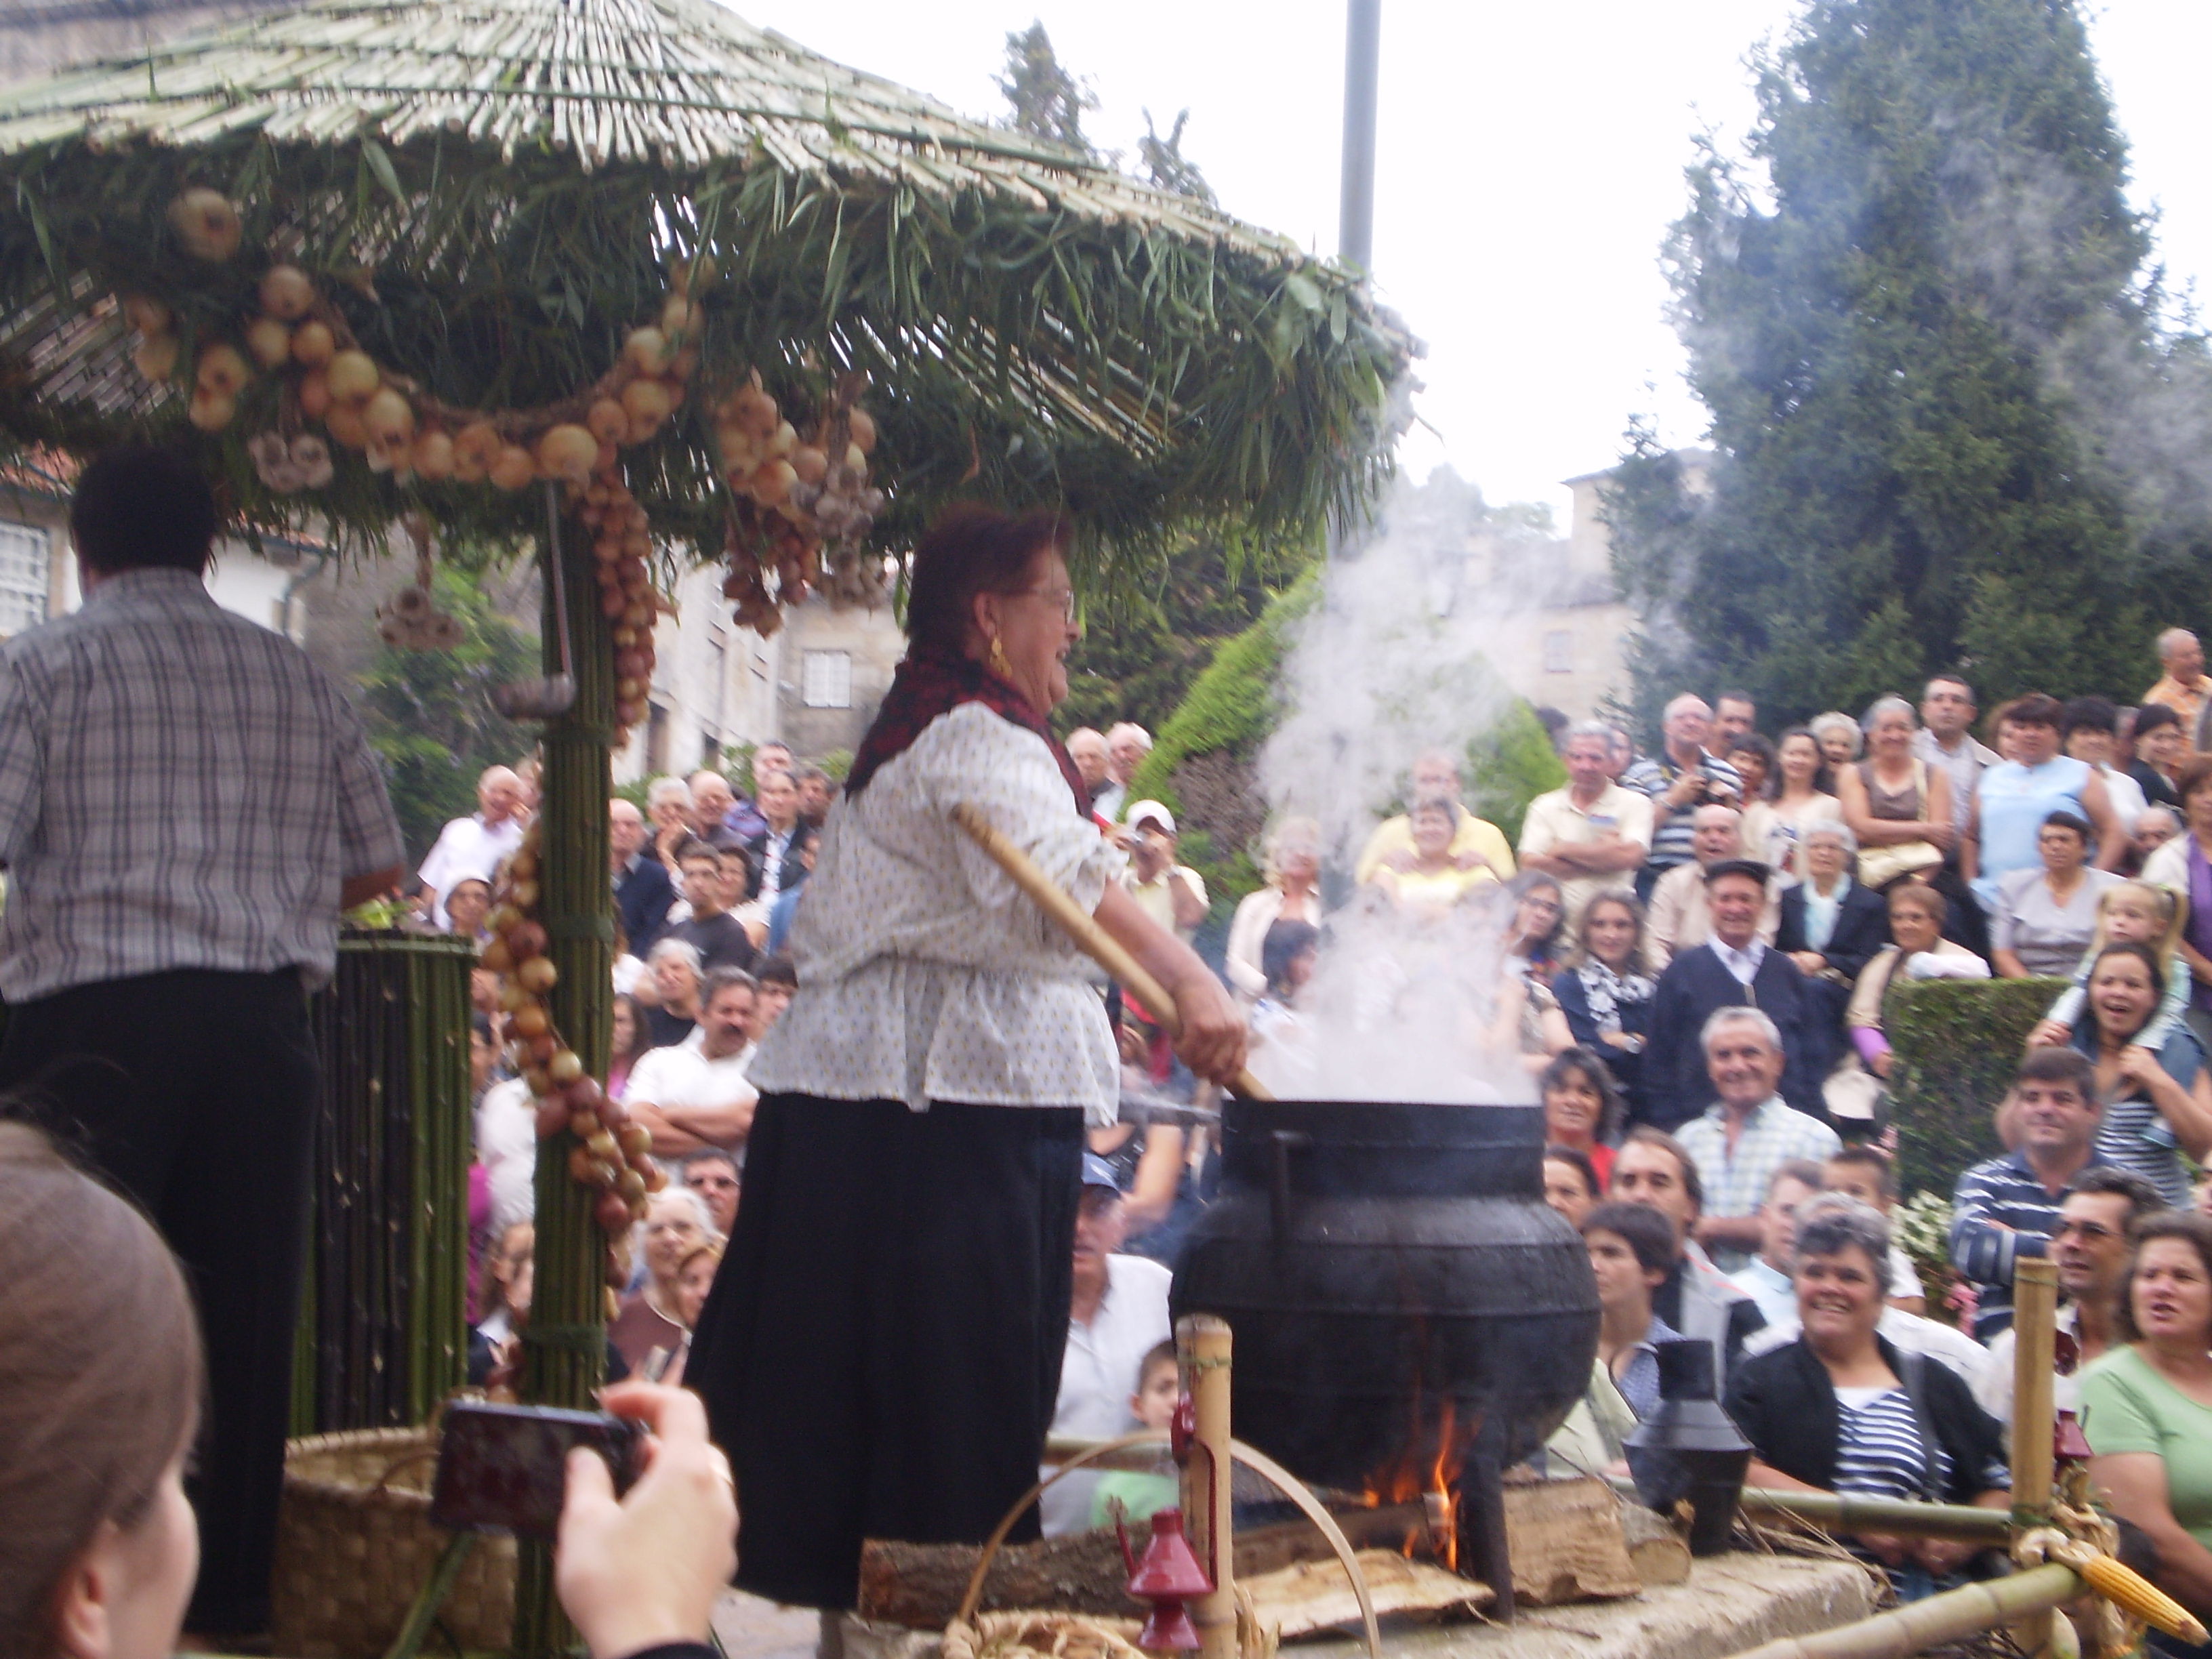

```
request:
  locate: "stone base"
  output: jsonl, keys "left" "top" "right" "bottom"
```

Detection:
{"left": 1292, "top": 1552, "right": 1881, "bottom": 1659}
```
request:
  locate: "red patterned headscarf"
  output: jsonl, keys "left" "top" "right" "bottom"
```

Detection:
{"left": 845, "top": 649, "right": 1090, "bottom": 815}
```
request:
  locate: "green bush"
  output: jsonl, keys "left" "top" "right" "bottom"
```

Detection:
{"left": 1466, "top": 699, "right": 1567, "bottom": 848}
{"left": 1885, "top": 975, "right": 2062, "bottom": 1201}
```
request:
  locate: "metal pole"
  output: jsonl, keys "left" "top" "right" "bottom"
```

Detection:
{"left": 1338, "top": 0, "right": 1380, "bottom": 270}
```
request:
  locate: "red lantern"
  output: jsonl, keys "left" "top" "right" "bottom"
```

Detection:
{"left": 2055, "top": 1408, "right": 2093, "bottom": 1465}
{"left": 1118, "top": 1508, "right": 1212, "bottom": 1652}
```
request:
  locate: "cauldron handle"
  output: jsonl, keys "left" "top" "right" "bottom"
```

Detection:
{"left": 1268, "top": 1130, "right": 1309, "bottom": 1249}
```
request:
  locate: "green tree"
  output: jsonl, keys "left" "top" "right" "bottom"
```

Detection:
{"left": 1606, "top": 0, "right": 2212, "bottom": 729}
{"left": 1057, "top": 527, "right": 1317, "bottom": 739}
{"left": 1138, "top": 109, "right": 1216, "bottom": 205}
{"left": 996, "top": 22, "right": 1096, "bottom": 153}
{"left": 357, "top": 563, "right": 539, "bottom": 863}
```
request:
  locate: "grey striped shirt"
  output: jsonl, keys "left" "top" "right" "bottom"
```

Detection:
{"left": 0, "top": 568, "right": 403, "bottom": 1000}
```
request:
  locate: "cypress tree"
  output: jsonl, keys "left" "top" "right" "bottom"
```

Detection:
{"left": 1607, "top": 0, "right": 2212, "bottom": 729}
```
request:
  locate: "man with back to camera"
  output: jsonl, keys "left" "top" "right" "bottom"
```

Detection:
{"left": 0, "top": 445, "right": 406, "bottom": 1638}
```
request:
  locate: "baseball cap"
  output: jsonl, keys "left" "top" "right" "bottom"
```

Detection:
{"left": 1126, "top": 800, "right": 1176, "bottom": 836}
{"left": 1080, "top": 1153, "right": 1125, "bottom": 1192}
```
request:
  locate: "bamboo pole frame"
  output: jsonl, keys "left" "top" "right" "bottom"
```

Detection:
{"left": 1730, "top": 1563, "right": 2082, "bottom": 1659}
{"left": 2009, "top": 1258, "right": 2063, "bottom": 1658}
{"left": 1179, "top": 1316, "right": 1237, "bottom": 1659}
{"left": 513, "top": 513, "right": 615, "bottom": 1658}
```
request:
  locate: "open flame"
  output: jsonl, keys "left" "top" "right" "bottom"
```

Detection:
{"left": 1359, "top": 1400, "right": 1467, "bottom": 1571}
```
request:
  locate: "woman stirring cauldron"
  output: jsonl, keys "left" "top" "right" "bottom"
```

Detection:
{"left": 687, "top": 506, "right": 1246, "bottom": 1614}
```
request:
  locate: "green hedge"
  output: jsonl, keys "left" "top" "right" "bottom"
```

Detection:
{"left": 1885, "top": 975, "right": 2062, "bottom": 1202}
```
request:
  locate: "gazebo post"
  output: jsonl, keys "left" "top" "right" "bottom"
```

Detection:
{"left": 515, "top": 508, "right": 615, "bottom": 1656}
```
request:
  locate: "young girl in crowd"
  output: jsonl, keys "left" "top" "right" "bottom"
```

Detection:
{"left": 2028, "top": 880, "right": 2190, "bottom": 1056}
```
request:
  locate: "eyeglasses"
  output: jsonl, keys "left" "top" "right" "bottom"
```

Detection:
{"left": 1017, "top": 585, "right": 1078, "bottom": 623}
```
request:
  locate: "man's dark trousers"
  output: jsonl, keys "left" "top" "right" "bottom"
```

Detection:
{"left": 0, "top": 966, "right": 319, "bottom": 1634}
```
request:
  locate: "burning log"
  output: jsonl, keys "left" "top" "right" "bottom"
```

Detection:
{"left": 856, "top": 1536, "right": 1144, "bottom": 1628}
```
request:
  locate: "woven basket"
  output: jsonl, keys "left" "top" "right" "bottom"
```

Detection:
{"left": 269, "top": 1427, "right": 516, "bottom": 1659}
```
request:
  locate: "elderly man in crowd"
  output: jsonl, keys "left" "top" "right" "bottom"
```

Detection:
{"left": 1355, "top": 750, "right": 1517, "bottom": 888}
{"left": 1914, "top": 674, "right": 1996, "bottom": 834}
{"left": 1517, "top": 722, "right": 1655, "bottom": 926}
{"left": 1975, "top": 1168, "right": 2167, "bottom": 1426}
{"left": 1673, "top": 1010, "right": 1842, "bottom": 1273}
{"left": 1067, "top": 727, "right": 1113, "bottom": 807}
{"left": 611, "top": 796, "right": 675, "bottom": 954}
{"left": 688, "top": 769, "right": 749, "bottom": 853}
{"left": 1951, "top": 1048, "right": 2121, "bottom": 1340}
{"left": 628, "top": 967, "right": 763, "bottom": 1158}
{"left": 2142, "top": 626, "right": 2212, "bottom": 741}
{"left": 1095, "top": 722, "right": 1153, "bottom": 821}
{"left": 1644, "top": 859, "right": 1825, "bottom": 1129}
{"left": 1040, "top": 1155, "right": 1173, "bottom": 1536}
{"left": 1610, "top": 1128, "right": 1767, "bottom": 1378}
{"left": 1645, "top": 804, "right": 1780, "bottom": 968}
{"left": 0, "top": 445, "right": 407, "bottom": 1637}
{"left": 1623, "top": 694, "right": 1743, "bottom": 903}
{"left": 415, "top": 764, "right": 525, "bottom": 926}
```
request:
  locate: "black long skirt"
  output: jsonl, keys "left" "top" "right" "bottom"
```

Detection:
{"left": 687, "top": 1092, "right": 1084, "bottom": 1610}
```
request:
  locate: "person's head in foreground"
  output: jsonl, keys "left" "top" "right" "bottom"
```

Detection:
{"left": 904, "top": 504, "right": 1079, "bottom": 717}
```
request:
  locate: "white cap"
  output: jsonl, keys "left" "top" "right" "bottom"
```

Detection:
{"left": 1126, "top": 799, "right": 1176, "bottom": 836}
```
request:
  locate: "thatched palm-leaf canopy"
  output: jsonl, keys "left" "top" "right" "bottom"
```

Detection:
{"left": 0, "top": 0, "right": 1410, "bottom": 577}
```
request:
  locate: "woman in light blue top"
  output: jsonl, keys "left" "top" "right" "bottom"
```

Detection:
{"left": 1972, "top": 693, "right": 2123, "bottom": 910}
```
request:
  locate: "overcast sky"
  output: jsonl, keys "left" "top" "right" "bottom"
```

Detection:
{"left": 731, "top": 1, "right": 2212, "bottom": 527}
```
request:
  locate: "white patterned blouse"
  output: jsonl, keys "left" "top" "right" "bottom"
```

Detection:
{"left": 747, "top": 701, "right": 1126, "bottom": 1124}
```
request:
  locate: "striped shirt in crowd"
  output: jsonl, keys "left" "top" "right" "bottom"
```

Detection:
{"left": 0, "top": 569, "right": 404, "bottom": 1001}
{"left": 1622, "top": 752, "right": 1745, "bottom": 872}
{"left": 1949, "top": 1150, "right": 2120, "bottom": 1340}
{"left": 1832, "top": 1387, "right": 2006, "bottom": 1504}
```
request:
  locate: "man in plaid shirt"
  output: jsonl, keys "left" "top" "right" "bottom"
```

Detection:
{"left": 0, "top": 446, "right": 405, "bottom": 1638}
{"left": 1674, "top": 1006, "right": 1842, "bottom": 1273}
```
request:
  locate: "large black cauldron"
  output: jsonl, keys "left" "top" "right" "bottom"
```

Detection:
{"left": 1170, "top": 1100, "right": 1597, "bottom": 1490}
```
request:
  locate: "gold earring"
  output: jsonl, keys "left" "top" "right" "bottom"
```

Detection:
{"left": 989, "top": 636, "right": 1012, "bottom": 679}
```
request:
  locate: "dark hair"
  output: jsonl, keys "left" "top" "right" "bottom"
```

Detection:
{"left": 2133, "top": 701, "right": 2183, "bottom": 737}
{"left": 68, "top": 443, "right": 219, "bottom": 574}
{"left": 1886, "top": 878, "right": 1946, "bottom": 921}
{"left": 1703, "top": 857, "right": 1771, "bottom": 888}
{"left": 610, "top": 991, "right": 647, "bottom": 1060}
{"left": 2018, "top": 1046, "right": 2099, "bottom": 1101}
{"left": 2062, "top": 697, "right": 2119, "bottom": 739}
{"left": 2040, "top": 810, "right": 2093, "bottom": 844}
{"left": 1793, "top": 1195, "right": 1892, "bottom": 1271}
{"left": 1618, "top": 1125, "right": 1704, "bottom": 1214}
{"left": 1825, "top": 1144, "right": 1896, "bottom": 1201}
{"left": 1995, "top": 693, "right": 2066, "bottom": 733}
{"left": 2116, "top": 1212, "right": 2212, "bottom": 1343}
{"left": 1508, "top": 871, "right": 1567, "bottom": 956}
{"left": 0, "top": 1122, "right": 204, "bottom": 1656}
{"left": 1926, "top": 672, "right": 1975, "bottom": 700}
{"left": 470, "top": 1011, "right": 495, "bottom": 1045}
{"left": 2066, "top": 1167, "right": 2167, "bottom": 1224}
{"left": 1580, "top": 1200, "right": 1677, "bottom": 1275}
{"left": 902, "top": 504, "right": 1071, "bottom": 660}
{"left": 2084, "top": 940, "right": 2167, "bottom": 1017}
{"left": 2177, "top": 753, "right": 2212, "bottom": 806}
{"left": 681, "top": 1147, "right": 739, "bottom": 1179}
{"left": 1715, "top": 689, "right": 1757, "bottom": 714}
{"left": 756, "top": 954, "right": 798, "bottom": 989}
{"left": 1542, "top": 1144, "right": 1601, "bottom": 1202}
{"left": 1724, "top": 731, "right": 1777, "bottom": 795}
{"left": 701, "top": 966, "right": 758, "bottom": 1006}
{"left": 1540, "top": 1047, "right": 1626, "bottom": 1143}
{"left": 1261, "top": 919, "right": 1319, "bottom": 998}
